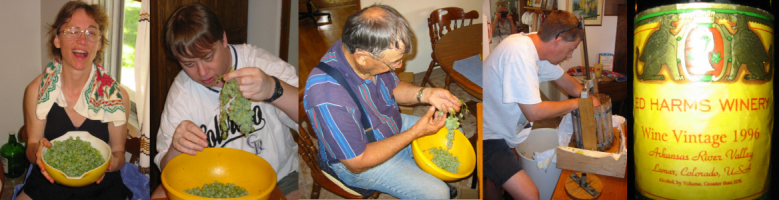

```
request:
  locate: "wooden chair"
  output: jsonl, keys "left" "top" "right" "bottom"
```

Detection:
{"left": 294, "top": 91, "right": 381, "bottom": 199}
{"left": 423, "top": 7, "right": 479, "bottom": 89}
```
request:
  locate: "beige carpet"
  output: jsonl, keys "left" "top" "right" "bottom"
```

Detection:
{"left": 298, "top": 68, "right": 482, "bottom": 199}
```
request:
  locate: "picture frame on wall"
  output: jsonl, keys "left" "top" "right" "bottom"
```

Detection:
{"left": 532, "top": 0, "right": 543, "bottom": 8}
{"left": 545, "top": 0, "right": 556, "bottom": 10}
{"left": 568, "top": 0, "right": 604, "bottom": 25}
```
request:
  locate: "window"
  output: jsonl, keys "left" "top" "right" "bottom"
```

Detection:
{"left": 99, "top": 0, "right": 143, "bottom": 132}
{"left": 120, "top": 0, "right": 141, "bottom": 91}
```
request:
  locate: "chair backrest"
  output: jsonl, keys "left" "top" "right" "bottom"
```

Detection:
{"left": 428, "top": 7, "right": 479, "bottom": 48}
{"left": 295, "top": 90, "right": 376, "bottom": 199}
{"left": 125, "top": 136, "right": 141, "bottom": 164}
{"left": 296, "top": 91, "right": 321, "bottom": 173}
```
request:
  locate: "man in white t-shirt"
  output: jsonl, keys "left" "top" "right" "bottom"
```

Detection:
{"left": 482, "top": 10, "right": 599, "bottom": 200}
{"left": 151, "top": 3, "right": 300, "bottom": 200}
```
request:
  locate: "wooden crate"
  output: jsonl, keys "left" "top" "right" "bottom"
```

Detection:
{"left": 556, "top": 123, "right": 627, "bottom": 178}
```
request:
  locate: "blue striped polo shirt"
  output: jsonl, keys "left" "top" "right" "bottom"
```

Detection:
{"left": 304, "top": 40, "right": 402, "bottom": 163}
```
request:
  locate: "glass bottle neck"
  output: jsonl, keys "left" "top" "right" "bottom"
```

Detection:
{"left": 8, "top": 134, "right": 17, "bottom": 144}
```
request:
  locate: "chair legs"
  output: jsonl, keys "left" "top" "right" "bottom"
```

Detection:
{"left": 299, "top": 0, "right": 331, "bottom": 25}
{"left": 369, "top": 192, "right": 381, "bottom": 199}
{"left": 309, "top": 178, "right": 382, "bottom": 199}
{"left": 468, "top": 131, "right": 479, "bottom": 190}
{"left": 310, "top": 11, "right": 332, "bottom": 25}
{"left": 311, "top": 182, "right": 321, "bottom": 199}
{"left": 421, "top": 60, "right": 438, "bottom": 88}
{"left": 444, "top": 75, "right": 452, "bottom": 90}
{"left": 422, "top": 59, "right": 453, "bottom": 90}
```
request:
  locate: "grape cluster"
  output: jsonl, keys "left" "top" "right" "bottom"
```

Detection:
{"left": 185, "top": 181, "right": 249, "bottom": 198}
{"left": 444, "top": 116, "right": 459, "bottom": 149}
{"left": 215, "top": 71, "right": 256, "bottom": 139}
{"left": 428, "top": 100, "right": 468, "bottom": 173}
{"left": 43, "top": 136, "right": 105, "bottom": 177}
{"left": 427, "top": 147, "right": 461, "bottom": 174}
{"left": 439, "top": 100, "right": 468, "bottom": 149}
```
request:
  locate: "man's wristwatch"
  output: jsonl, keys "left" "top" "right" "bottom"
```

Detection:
{"left": 416, "top": 87, "right": 426, "bottom": 103}
{"left": 263, "top": 76, "right": 283, "bottom": 103}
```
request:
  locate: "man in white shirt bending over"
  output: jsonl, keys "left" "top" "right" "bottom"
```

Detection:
{"left": 482, "top": 10, "right": 599, "bottom": 200}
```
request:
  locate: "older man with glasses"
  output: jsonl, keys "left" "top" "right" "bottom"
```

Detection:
{"left": 303, "top": 4, "right": 463, "bottom": 199}
{"left": 482, "top": 10, "right": 599, "bottom": 200}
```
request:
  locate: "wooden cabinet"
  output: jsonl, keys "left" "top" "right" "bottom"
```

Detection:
{"left": 519, "top": 0, "right": 556, "bottom": 33}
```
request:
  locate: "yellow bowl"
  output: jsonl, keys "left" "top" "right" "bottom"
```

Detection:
{"left": 161, "top": 148, "right": 277, "bottom": 200}
{"left": 412, "top": 128, "right": 476, "bottom": 181}
{"left": 41, "top": 131, "right": 112, "bottom": 187}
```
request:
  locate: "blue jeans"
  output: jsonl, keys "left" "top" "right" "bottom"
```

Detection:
{"left": 330, "top": 114, "right": 449, "bottom": 199}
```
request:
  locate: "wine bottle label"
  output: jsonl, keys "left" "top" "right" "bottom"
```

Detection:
{"left": 1, "top": 157, "right": 8, "bottom": 174}
{"left": 634, "top": 3, "right": 773, "bottom": 199}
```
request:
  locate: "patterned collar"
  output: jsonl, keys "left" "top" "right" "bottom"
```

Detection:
{"left": 35, "top": 59, "right": 126, "bottom": 126}
{"left": 331, "top": 40, "right": 381, "bottom": 86}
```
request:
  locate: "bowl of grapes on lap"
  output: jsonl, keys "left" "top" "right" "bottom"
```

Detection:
{"left": 41, "top": 131, "right": 112, "bottom": 187}
{"left": 161, "top": 147, "right": 277, "bottom": 200}
{"left": 412, "top": 103, "right": 476, "bottom": 181}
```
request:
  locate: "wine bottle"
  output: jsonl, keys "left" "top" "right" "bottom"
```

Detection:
{"left": 1, "top": 131, "right": 27, "bottom": 178}
{"left": 634, "top": 1, "right": 773, "bottom": 199}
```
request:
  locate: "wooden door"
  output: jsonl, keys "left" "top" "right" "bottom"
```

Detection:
{"left": 149, "top": 0, "right": 248, "bottom": 189}
{"left": 612, "top": 4, "right": 627, "bottom": 75}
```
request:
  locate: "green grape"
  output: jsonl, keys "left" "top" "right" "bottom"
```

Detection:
{"left": 214, "top": 68, "right": 256, "bottom": 139}
{"left": 185, "top": 181, "right": 249, "bottom": 198}
{"left": 428, "top": 147, "right": 461, "bottom": 173}
{"left": 428, "top": 100, "right": 468, "bottom": 172}
{"left": 43, "top": 137, "right": 105, "bottom": 177}
{"left": 442, "top": 100, "right": 468, "bottom": 149}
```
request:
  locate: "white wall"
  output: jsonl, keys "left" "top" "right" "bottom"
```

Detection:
{"left": 41, "top": 0, "right": 71, "bottom": 71}
{"left": 0, "top": 0, "right": 43, "bottom": 144}
{"left": 247, "top": 0, "right": 298, "bottom": 71}
{"left": 361, "top": 0, "right": 482, "bottom": 74}
{"left": 248, "top": 0, "right": 282, "bottom": 57}
{"left": 536, "top": 1, "right": 618, "bottom": 101}
{"left": 542, "top": 16, "right": 618, "bottom": 101}
{"left": 288, "top": 0, "right": 299, "bottom": 69}
{"left": 560, "top": 16, "right": 618, "bottom": 71}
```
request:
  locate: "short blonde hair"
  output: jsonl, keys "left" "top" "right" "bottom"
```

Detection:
{"left": 496, "top": 1, "right": 509, "bottom": 11}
